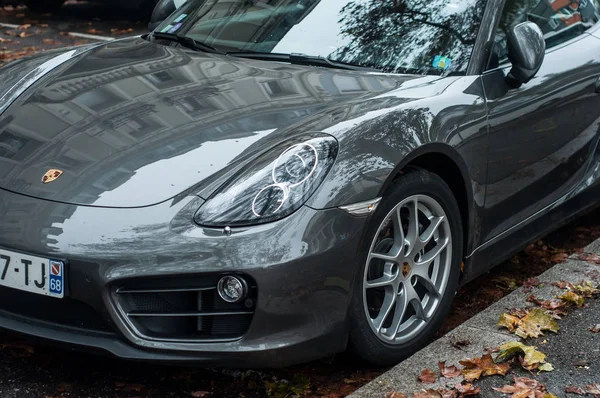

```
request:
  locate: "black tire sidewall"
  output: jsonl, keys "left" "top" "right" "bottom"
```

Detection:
{"left": 349, "top": 169, "right": 463, "bottom": 366}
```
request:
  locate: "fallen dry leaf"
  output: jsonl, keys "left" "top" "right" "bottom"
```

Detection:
{"left": 385, "top": 392, "right": 408, "bottom": 398}
{"left": 549, "top": 252, "right": 568, "bottom": 263}
{"left": 437, "top": 388, "right": 458, "bottom": 398}
{"left": 590, "top": 324, "right": 600, "bottom": 333}
{"left": 493, "top": 276, "right": 518, "bottom": 291}
{"left": 459, "top": 353, "right": 510, "bottom": 381}
{"left": 576, "top": 252, "right": 600, "bottom": 264}
{"left": 526, "top": 294, "right": 567, "bottom": 310}
{"left": 455, "top": 383, "right": 480, "bottom": 396}
{"left": 565, "top": 385, "right": 586, "bottom": 395}
{"left": 449, "top": 336, "right": 470, "bottom": 350}
{"left": 493, "top": 376, "right": 556, "bottom": 398}
{"left": 438, "top": 361, "right": 460, "bottom": 378}
{"left": 586, "top": 383, "right": 600, "bottom": 398}
{"left": 523, "top": 277, "right": 541, "bottom": 292}
{"left": 552, "top": 280, "right": 574, "bottom": 289}
{"left": 498, "top": 308, "right": 559, "bottom": 338}
{"left": 496, "top": 341, "right": 552, "bottom": 372}
{"left": 573, "top": 280, "right": 600, "bottom": 298}
{"left": 558, "top": 291, "right": 584, "bottom": 307}
{"left": 418, "top": 368, "right": 436, "bottom": 384}
{"left": 42, "top": 38, "right": 58, "bottom": 45}
{"left": 414, "top": 389, "right": 442, "bottom": 398}
{"left": 17, "top": 23, "right": 30, "bottom": 29}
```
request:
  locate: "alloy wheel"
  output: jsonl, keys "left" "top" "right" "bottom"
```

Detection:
{"left": 362, "top": 194, "right": 452, "bottom": 345}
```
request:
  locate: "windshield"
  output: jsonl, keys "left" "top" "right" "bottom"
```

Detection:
{"left": 155, "top": 0, "right": 486, "bottom": 75}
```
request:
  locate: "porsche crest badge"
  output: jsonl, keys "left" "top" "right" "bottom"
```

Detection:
{"left": 42, "top": 169, "right": 63, "bottom": 184}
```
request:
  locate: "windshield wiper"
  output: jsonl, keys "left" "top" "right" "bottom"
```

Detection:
{"left": 226, "top": 52, "right": 379, "bottom": 71}
{"left": 151, "top": 32, "right": 225, "bottom": 55}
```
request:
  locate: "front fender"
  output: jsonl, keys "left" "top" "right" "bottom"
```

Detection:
{"left": 305, "top": 75, "right": 488, "bottom": 212}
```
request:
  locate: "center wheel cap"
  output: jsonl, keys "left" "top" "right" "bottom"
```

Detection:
{"left": 401, "top": 261, "right": 412, "bottom": 278}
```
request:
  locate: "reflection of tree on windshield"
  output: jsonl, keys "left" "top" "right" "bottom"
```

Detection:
{"left": 329, "top": 0, "right": 485, "bottom": 75}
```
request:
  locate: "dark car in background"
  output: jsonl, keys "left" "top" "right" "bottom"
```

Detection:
{"left": 1, "top": 0, "right": 600, "bottom": 367}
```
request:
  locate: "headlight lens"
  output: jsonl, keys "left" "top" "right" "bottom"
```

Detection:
{"left": 194, "top": 134, "right": 338, "bottom": 227}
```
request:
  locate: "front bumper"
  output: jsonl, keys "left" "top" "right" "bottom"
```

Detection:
{"left": 0, "top": 188, "right": 367, "bottom": 367}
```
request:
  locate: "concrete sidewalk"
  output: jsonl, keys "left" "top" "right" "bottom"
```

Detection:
{"left": 349, "top": 240, "right": 600, "bottom": 398}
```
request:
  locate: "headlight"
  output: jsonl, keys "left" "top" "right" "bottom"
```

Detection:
{"left": 194, "top": 134, "right": 338, "bottom": 227}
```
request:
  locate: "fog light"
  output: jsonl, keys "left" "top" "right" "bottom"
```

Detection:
{"left": 217, "top": 275, "right": 248, "bottom": 303}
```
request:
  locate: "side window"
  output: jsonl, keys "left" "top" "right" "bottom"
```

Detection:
{"left": 491, "top": 0, "right": 600, "bottom": 66}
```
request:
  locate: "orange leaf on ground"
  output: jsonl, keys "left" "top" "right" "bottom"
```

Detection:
{"left": 553, "top": 280, "right": 574, "bottom": 289}
{"left": 418, "top": 368, "right": 436, "bottom": 384}
{"left": 459, "top": 353, "right": 510, "bottom": 381}
{"left": 493, "top": 376, "right": 556, "bottom": 398}
{"left": 437, "top": 388, "right": 458, "bottom": 398}
{"left": 455, "top": 382, "right": 480, "bottom": 396}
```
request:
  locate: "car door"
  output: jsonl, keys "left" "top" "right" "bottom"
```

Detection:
{"left": 480, "top": 0, "right": 600, "bottom": 243}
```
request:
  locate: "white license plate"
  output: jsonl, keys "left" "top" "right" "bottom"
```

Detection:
{"left": 0, "top": 248, "right": 64, "bottom": 298}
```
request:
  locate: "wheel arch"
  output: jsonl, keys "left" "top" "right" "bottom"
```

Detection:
{"left": 380, "top": 143, "right": 474, "bottom": 258}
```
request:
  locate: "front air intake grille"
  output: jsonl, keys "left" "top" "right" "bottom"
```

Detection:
{"left": 112, "top": 275, "right": 256, "bottom": 342}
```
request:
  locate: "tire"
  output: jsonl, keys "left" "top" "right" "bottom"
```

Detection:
{"left": 349, "top": 169, "right": 463, "bottom": 366}
{"left": 25, "top": 0, "right": 65, "bottom": 13}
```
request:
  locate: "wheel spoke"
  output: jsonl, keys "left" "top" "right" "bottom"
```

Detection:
{"left": 369, "top": 251, "right": 397, "bottom": 263}
{"left": 371, "top": 288, "right": 396, "bottom": 332}
{"left": 391, "top": 207, "right": 406, "bottom": 253}
{"left": 404, "top": 199, "right": 419, "bottom": 256}
{"left": 411, "top": 296, "right": 427, "bottom": 321}
{"left": 413, "top": 267, "right": 441, "bottom": 298}
{"left": 415, "top": 237, "right": 449, "bottom": 267}
{"left": 386, "top": 286, "right": 410, "bottom": 337}
{"left": 416, "top": 216, "right": 444, "bottom": 252}
{"left": 365, "top": 272, "right": 396, "bottom": 289}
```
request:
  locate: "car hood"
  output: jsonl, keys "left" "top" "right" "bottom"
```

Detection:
{"left": 0, "top": 37, "right": 416, "bottom": 208}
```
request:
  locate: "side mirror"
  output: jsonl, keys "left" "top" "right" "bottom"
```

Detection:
{"left": 148, "top": 0, "right": 181, "bottom": 32}
{"left": 505, "top": 21, "right": 545, "bottom": 88}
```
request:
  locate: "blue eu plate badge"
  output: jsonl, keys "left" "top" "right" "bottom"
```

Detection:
{"left": 49, "top": 260, "right": 64, "bottom": 297}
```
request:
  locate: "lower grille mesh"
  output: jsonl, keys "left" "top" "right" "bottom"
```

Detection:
{"left": 113, "top": 275, "right": 256, "bottom": 342}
